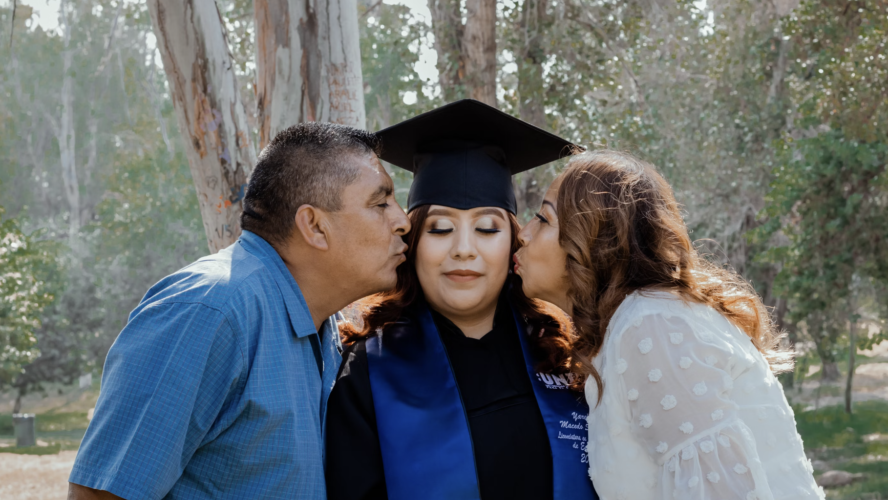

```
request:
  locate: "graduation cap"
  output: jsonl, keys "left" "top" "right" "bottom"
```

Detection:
{"left": 376, "top": 99, "right": 578, "bottom": 214}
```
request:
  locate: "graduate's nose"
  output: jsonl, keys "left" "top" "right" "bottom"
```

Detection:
{"left": 451, "top": 227, "right": 477, "bottom": 260}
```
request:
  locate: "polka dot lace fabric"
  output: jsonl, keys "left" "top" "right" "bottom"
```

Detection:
{"left": 584, "top": 291, "right": 824, "bottom": 500}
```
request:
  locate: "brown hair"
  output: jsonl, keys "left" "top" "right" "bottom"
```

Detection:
{"left": 341, "top": 204, "right": 575, "bottom": 375}
{"left": 557, "top": 150, "right": 793, "bottom": 401}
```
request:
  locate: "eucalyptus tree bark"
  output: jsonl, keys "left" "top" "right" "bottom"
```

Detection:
{"left": 514, "top": 0, "right": 549, "bottom": 219}
{"left": 463, "top": 0, "right": 497, "bottom": 106}
{"left": 428, "top": 0, "right": 465, "bottom": 102}
{"left": 147, "top": 0, "right": 258, "bottom": 253}
{"left": 254, "top": 0, "right": 366, "bottom": 150}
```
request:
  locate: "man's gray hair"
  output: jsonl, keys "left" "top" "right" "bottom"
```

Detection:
{"left": 241, "top": 123, "right": 381, "bottom": 245}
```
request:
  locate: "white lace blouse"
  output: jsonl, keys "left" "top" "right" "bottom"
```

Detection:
{"left": 584, "top": 291, "right": 823, "bottom": 500}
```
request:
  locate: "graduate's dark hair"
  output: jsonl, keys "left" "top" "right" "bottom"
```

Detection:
{"left": 340, "top": 205, "right": 576, "bottom": 376}
{"left": 241, "top": 123, "right": 381, "bottom": 245}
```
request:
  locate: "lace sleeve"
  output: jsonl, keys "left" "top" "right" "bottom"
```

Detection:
{"left": 613, "top": 311, "right": 774, "bottom": 500}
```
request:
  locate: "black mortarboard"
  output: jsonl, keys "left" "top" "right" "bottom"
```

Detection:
{"left": 376, "top": 99, "right": 577, "bottom": 214}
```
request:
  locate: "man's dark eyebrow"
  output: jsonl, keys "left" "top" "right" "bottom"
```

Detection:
{"left": 369, "top": 183, "right": 393, "bottom": 200}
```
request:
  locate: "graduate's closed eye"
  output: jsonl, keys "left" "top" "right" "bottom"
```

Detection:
{"left": 476, "top": 228, "right": 501, "bottom": 234}
{"left": 427, "top": 228, "right": 453, "bottom": 234}
{"left": 535, "top": 213, "right": 549, "bottom": 224}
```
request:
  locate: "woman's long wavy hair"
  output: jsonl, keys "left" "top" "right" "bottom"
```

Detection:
{"left": 340, "top": 204, "right": 575, "bottom": 374}
{"left": 558, "top": 150, "right": 793, "bottom": 400}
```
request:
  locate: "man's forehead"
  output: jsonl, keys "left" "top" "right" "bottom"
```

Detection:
{"left": 348, "top": 154, "right": 393, "bottom": 196}
{"left": 354, "top": 153, "right": 388, "bottom": 177}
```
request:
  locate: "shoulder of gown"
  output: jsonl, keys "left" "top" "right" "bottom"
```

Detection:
{"left": 325, "top": 338, "right": 388, "bottom": 500}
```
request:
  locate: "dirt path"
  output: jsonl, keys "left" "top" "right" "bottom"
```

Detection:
{"left": 0, "top": 451, "right": 77, "bottom": 500}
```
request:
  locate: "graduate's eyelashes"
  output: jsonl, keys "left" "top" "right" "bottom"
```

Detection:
{"left": 535, "top": 213, "right": 549, "bottom": 224}
{"left": 426, "top": 218, "right": 502, "bottom": 235}
{"left": 426, "top": 228, "right": 502, "bottom": 234}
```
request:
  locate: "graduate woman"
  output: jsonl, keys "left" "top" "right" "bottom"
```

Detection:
{"left": 325, "top": 100, "right": 597, "bottom": 500}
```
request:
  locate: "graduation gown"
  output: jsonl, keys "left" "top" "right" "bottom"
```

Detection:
{"left": 325, "top": 296, "right": 596, "bottom": 500}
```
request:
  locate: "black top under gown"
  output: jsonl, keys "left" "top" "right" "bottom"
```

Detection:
{"left": 324, "top": 301, "right": 554, "bottom": 500}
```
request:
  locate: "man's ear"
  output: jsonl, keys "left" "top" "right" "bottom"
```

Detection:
{"left": 293, "top": 205, "right": 330, "bottom": 251}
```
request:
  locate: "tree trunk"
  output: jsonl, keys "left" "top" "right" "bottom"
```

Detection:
{"left": 147, "top": 0, "right": 258, "bottom": 253}
{"left": 820, "top": 360, "right": 840, "bottom": 381}
{"left": 463, "top": 0, "right": 497, "bottom": 106}
{"left": 767, "top": 35, "right": 790, "bottom": 104}
{"left": 428, "top": 0, "right": 465, "bottom": 102}
{"left": 12, "top": 390, "right": 23, "bottom": 415}
{"left": 514, "top": 0, "right": 548, "bottom": 220}
{"left": 808, "top": 312, "right": 841, "bottom": 382}
{"left": 254, "top": 0, "right": 366, "bottom": 150}
{"left": 516, "top": 0, "right": 547, "bottom": 128}
{"left": 845, "top": 302, "right": 857, "bottom": 414}
{"left": 55, "top": 0, "right": 81, "bottom": 245}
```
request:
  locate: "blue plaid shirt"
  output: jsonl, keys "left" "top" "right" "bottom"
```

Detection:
{"left": 70, "top": 231, "right": 342, "bottom": 500}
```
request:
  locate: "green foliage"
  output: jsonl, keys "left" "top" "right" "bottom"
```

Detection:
{"left": 0, "top": 206, "right": 62, "bottom": 388}
{"left": 761, "top": 133, "right": 887, "bottom": 321}
{"left": 0, "top": 1, "right": 207, "bottom": 396}
{"left": 753, "top": 0, "right": 888, "bottom": 368}
{"left": 360, "top": 2, "right": 440, "bottom": 206}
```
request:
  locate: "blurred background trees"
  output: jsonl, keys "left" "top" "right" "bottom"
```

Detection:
{"left": 0, "top": 0, "right": 885, "bottom": 414}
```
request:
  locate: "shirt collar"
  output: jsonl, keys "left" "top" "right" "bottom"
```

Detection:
{"left": 238, "top": 231, "right": 317, "bottom": 338}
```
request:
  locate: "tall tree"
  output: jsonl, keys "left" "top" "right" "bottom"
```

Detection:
{"left": 756, "top": 0, "right": 888, "bottom": 382}
{"left": 0, "top": 205, "right": 61, "bottom": 404}
{"left": 147, "top": 0, "right": 257, "bottom": 253}
{"left": 512, "top": 0, "right": 551, "bottom": 219}
{"left": 428, "top": 0, "right": 497, "bottom": 106}
{"left": 254, "top": 0, "right": 366, "bottom": 149}
{"left": 428, "top": 0, "right": 465, "bottom": 102}
{"left": 463, "top": 0, "right": 497, "bottom": 105}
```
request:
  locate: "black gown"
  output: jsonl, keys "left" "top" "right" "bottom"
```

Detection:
{"left": 325, "top": 301, "right": 554, "bottom": 500}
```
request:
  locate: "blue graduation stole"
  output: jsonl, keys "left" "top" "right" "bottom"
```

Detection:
{"left": 366, "top": 301, "right": 597, "bottom": 500}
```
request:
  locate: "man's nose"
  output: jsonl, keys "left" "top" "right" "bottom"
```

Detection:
{"left": 391, "top": 199, "right": 411, "bottom": 235}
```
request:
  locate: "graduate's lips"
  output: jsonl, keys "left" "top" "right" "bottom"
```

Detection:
{"left": 512, "top": 253, "right": 522, "bottom": 273}
{"left": 444, "top": 269, "right": 483, "bottom": 282}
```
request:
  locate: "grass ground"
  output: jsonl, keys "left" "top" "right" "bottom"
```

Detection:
{"left": 0, "top": 410, "right": 90, "bottom": 453}
{"left": 795, "top": 400, "right": 888, "bottom": 499}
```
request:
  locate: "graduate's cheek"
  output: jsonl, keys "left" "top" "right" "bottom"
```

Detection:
{"left": 478, "top": 230, "right": 511, "bottom": 293}
{"left": 414, "top": 229, "right": 453, "bottom": 304}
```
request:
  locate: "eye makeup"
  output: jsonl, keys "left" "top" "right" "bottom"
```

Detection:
{"left": 425, "top": 216, "right": 502, "bottom": 234}
{"left": 475, "top": 216, "right": 501, "bottom": 234}
{"left": 427, "top": 218, "right": 455, "bottom": 234}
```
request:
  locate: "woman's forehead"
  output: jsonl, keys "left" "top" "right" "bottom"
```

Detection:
{"left": 542, "top": 178, "right": 562, "bottom": 208}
